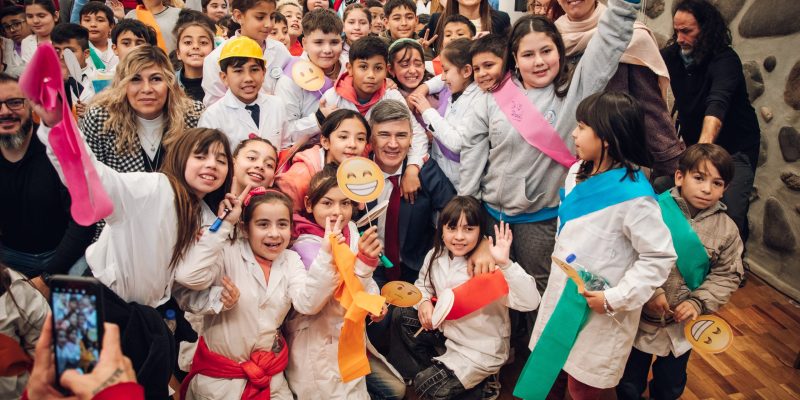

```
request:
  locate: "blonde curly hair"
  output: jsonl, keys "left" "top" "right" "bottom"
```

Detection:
{"left": 92, "top": 45, "right": 196, "bottom": 155}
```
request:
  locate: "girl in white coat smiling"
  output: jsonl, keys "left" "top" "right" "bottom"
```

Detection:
{"left": 389, "top": 195, "right": 541, "bottom": 399}
{"left": 515, "top": 92, "right": 676, "bottom": 399}
{"left": 285, "top": 165, "right": 394, "bottom": 400}
{"left": 174, "top": 188, "right": 343, "bottom": 400}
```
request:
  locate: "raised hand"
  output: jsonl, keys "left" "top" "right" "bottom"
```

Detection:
{"left": 217, "top": 184, "right": 252, "bottom": 226}
{"left": 488, "top": 221, "right": 513, "bottom": 268}
{"left": 321, "top": 215, "right": 344, "bottom": 254}
{"left": 407, "top": 93, "right": 433, "bottom": 114}
{"left": 318, "top": 98, "right": 338, "bottom": 119}
{"left": 417, "top": 29, "right": 438, "bottom": 51}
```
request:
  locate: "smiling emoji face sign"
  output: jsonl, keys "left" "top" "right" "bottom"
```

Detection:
{"left": 684, "top": 314, "right": 733, "bottom": 354}
{"left": 381, "top": 281, "right": 422, "bottom": 307}
{"left": 337, "top": 157, "right": 384, "bottom": 203}
{"left": 291, "top": 60, "right": 326, "bottom": 91}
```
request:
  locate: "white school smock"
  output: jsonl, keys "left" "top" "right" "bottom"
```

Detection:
{"left": 36, "top": 124, "right": 217, "bottom": 308}
{"left": 419, "top": 81, "right": 480, "bottom": 187}
{"left": 284, "top": 222, "right": 376, "bottom": 400}
{"left": 197, "top": 90, "right": 288, "bottom": 149}
{"left": 173, "top": 221, "right": 339, "bottom": 400}
{"left": 528, "top": 163, "right": 676, "bottom": 389}
{"left": 415, "top": 252, "right": 540, "bottom": 389}
{"left": 202, "top": 35, "right": 291, "bottom": 106}
{"left": 273, "top": 52, "right": 349, "bottom": 146}
{"left": 1, "top": 37, "right": 24, "bottom": 77}
{"left": 89, "top": 39, "right": 119, "bottom": 70}
{"left": 320, "top": 87, "right": 429, "bottom": 167}
{"left": 20, "top": 35, "right": 38, "bottom": 63}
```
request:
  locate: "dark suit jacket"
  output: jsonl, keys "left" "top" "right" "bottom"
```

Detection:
{"left": 424, "top": 10, "right": 511, "bottom": 54}
{"left": 366, "top": 158, "right": 456, "bottom": 281}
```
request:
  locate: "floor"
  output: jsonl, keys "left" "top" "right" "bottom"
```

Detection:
{"left": 408, "top": 274, "right": 800, "bottom": 399}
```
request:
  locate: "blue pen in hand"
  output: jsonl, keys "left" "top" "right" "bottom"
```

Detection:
{"left": 209, "top": 207, "right": 230, "bottom": 232}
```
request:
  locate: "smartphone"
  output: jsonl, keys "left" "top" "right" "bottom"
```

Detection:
{"left": 49, "top": 275, "right": 105, "bottom": 392}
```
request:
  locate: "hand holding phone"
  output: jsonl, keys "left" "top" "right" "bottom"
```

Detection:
{"left": 27, "top": 314, "right": 139, "bottom": 400}
{"left": 49, "top": 276, "right": 105, "bottom": 394}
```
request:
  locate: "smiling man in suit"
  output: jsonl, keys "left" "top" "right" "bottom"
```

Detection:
{"left": 366, "top": 99, "right": 456, "bottom": 288}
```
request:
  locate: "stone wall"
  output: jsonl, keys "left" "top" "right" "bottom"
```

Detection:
{"left": 643, "top": 0, "right": 800, "bottom": 301}
{"left": 494, "top": 0, "right": 800, "bottom": 300}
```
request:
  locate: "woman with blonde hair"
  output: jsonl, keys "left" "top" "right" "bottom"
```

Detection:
{"left": 81, "top": 44, "right": 204, "bottom": 173}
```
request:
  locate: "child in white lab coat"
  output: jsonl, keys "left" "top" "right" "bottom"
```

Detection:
{"left": 230, "top": 136, "right": 279, "bottom": 193}
{"left": 285, "top": 165, "right": 398, "bottom": 400}
{"left": 389, "top": 195, "right": 541, "bottom": 399}
{"left": 198, "top": 35, "right": 289, "bottom": 149}
{"left": 174, "top": 188, "right": 343, "bottom": 400}
{"left": 516, "top": 91, "right": 676, "bottom": 399}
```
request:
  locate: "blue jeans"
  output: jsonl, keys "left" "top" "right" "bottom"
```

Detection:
{"left": 366, "top": 353, "right": 406, "bottom": 400}
{"left": 1, "top": 246, "right": 89, "bottom": 278}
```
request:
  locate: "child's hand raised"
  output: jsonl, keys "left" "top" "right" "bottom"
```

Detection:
{"left": 358, "top": 226, "right": 383, "bottom": 260}
{"left": 321, "top": 215, "right": 345, "bottom": 254}
{"left": 488, "top": 221, "right": 513, "bottom": 268}
{"left": 217, "top": 184, "right": 252, "bottom": 226}
{"left": 220, "top": 276, "right": 240, "bottom": 310}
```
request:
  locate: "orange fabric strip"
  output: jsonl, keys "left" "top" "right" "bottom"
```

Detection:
{"left": 447, "top": 269, "right": 509, "bottom": 320}
{"left": 330, "top": 235, "right": 385, "bottom": 382}
{"left": 135, "top": 6, "right": 167, "bottom": 53}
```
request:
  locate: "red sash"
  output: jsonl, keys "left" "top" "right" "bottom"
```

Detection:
{"left": 491, "top": 75, "right": 575, "bottom": 168}
{"left": 180, "top": 336, "right": 289, "bottom": 400}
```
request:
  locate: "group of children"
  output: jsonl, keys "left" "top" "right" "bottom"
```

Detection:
{"left": 1, "top": 0, "right": 748, "bottom": 398}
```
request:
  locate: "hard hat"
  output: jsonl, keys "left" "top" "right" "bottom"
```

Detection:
{"left": 218, "top": 36, "right": 265, "bottom": 64}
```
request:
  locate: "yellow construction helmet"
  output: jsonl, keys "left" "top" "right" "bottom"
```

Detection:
{"left": 218, "top": 36, "right": 265, "bottom": 64}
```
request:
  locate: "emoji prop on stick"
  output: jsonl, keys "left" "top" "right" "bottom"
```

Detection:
{"left": 291, "top": 59, "right": 327, "bottom": 92}
{"left": 381, "top": 281, "right": 422, "bottom": 308}
{"left": 337, "top": 158, "right": 393, "bottom": 267}
{"left": 684, "top": 315, "right": 733, "bottom": 354}
{"left": 19, "top": 44, "right": 114, "bottom": 226}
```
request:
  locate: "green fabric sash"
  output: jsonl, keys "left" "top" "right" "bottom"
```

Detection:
{"left": 657, "top": 191, "right": 709, "bottom": 290}
{"left": 88, "top": 47, "right": 105, "bottom": 70}
{"left": 513, "top": 279, "right": 588, "bottom": 399}
{"left": 514, "top": 168, "right": 655, "bottom": 399}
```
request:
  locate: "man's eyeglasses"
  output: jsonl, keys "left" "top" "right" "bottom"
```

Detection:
{"left": 1, "top": 20, "right": 25, "bottom": 32}
{"left": 0, "top": 98, "right": 26, "bottom": 111}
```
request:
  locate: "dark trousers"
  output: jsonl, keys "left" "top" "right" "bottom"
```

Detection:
{"left": 616, "top": 347, "right": 691, "bottom": 400}
{"left": 721, "top": 152, "right": 756, "bottom": 244}
{"left": 387, "top": 307, "right": 483, "bottom": 399}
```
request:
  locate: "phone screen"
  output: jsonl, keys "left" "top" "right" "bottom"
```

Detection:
{"left": 51, "top": 286, "right": 101, "bottom": 377}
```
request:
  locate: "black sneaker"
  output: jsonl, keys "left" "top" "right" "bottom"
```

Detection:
{"left": 481, "top": 373, "right": 501, "bottom": 400}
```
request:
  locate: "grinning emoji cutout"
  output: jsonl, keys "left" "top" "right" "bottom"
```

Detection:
{"left": 381, "top": 280, "right": 422, "bottom": 307}
{"left": 337, "top": 157, "right": 385, "bottom": 203}
{"left": 291, "top": 60, "right": 326, "bottom": 91}
{"left": 684, "top": 314, "right": 733, "bottom": 354}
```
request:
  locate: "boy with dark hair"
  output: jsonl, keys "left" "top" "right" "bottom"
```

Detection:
{"left": 268, "top": 9, "right": 289, "bottom": 49}
{"left": 78, "top": 1, "right": 117, "bottom": 70}
{"left": 198, "top": 36, "right": 288, "bottom": 149}
{"left": 468, "top": 33, "right": 504, "bottom": 91}
{"left": 201, "top": 0, "right": 291, "bottom": 106}
{"left": 111, "top": 19, "right": 158, "bottom": 66}
{"left": 382, "top": 0, "right": 416, "bottom": 41}
{"left": 365, "top": 0, "right": 385, "bottom": 35}
{"left": 0, "top": 5, "right": 30, "bottom": 76}
{"left": 274, "top": 8, "right": 346, "bottom": 145}
{"left": 51, "top": 23, "right": 97, "bottom": 110}
{"left": 427, "top": 14, "right": 474, "bottom": 75}
{"left": 321, "top": 35, "right": 428, "bottom": 198}
{"left": 618, "top": 143, "right": 743, "bottom": 400}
